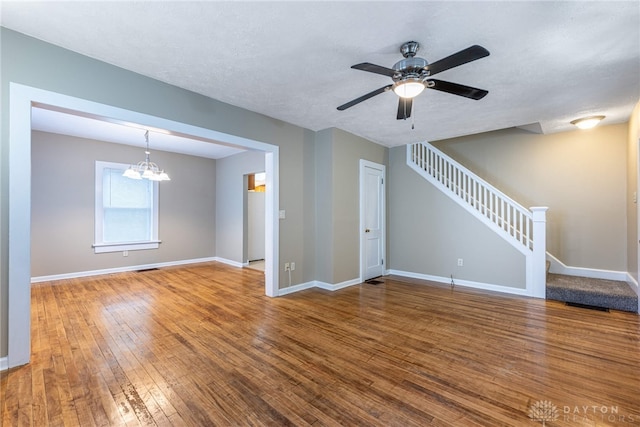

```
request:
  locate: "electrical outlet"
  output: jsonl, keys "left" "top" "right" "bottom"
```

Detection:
{"left": 284, "top": 262, "right": 290, "bottom": 271}
{"left": 123, "top": 250, "right": 129, "bottom": 257}
{"left": 457, "top": 258, "right": 463, "bottom": 267}
{"left": 290, "top": 262, "right": 295, "bottom": 271}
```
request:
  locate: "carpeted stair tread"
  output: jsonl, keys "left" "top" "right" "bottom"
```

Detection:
{"left": 546, "top": 273, "right": 638, "bottom": 312}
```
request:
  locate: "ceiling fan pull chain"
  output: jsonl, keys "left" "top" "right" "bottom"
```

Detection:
{"left": 411, "top": 103, "right": 415, "bottom": 130}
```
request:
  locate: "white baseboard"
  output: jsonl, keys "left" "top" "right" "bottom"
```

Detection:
{"left": 386, "top": 269, "right": 530, "bottom": 297}
{"left": 546, "top": 252, "right": 630, "bottom": 282}
{"left": 213, "top": 257, "right": 245, "bottom": 268}
{"left": 277, "top": 278, "right": 362, "bottom": 296}
{"left": 278, "top": 281, "right": 318, "bottom": 296}
{"left": 0, "top": 357, "right": 8, "bottom": 371}
{"left": 316, "top": 278, "right": 362, "bottom": 292}
{"left": 31, "top": 257, "right": 218, "bottom": 283}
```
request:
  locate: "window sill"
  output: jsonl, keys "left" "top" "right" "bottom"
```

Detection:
{"left": 93, "top": 241, "right": 161, "bottom": 254}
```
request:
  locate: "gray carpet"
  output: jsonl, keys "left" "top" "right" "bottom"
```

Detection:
{"left": 546, "top": 273, "right": 638, "bottom": 312}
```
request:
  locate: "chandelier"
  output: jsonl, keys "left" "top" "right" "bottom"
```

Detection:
{"left": 123, "top": 130, "right": 171, "bottom": 181}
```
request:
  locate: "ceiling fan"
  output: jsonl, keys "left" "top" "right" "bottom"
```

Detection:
{"left": 337, "top": 41, "right": 490, "bottom": 120}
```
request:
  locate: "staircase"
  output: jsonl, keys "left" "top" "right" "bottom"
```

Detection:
{"left": 407, "top": 142, "right": 548, "bottom": 298}
{"left": 407, "top": 142, "right": 639, "bottom": 312}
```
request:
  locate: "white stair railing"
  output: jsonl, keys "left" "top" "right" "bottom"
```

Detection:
{"left": 407, "top": 142, "right": 547, "bottom": 297}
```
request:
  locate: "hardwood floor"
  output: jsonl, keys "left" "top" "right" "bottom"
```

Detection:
{"left": 2, "top": 262, "right": 639, "bottom": 426}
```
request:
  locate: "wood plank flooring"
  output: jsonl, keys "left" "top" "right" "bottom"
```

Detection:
{"left": 1, "top": 262, "right": 639, "bottom": 426}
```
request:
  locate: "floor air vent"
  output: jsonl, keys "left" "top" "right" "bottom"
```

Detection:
{"left": 566, "top": 302, "right": 609, "bottom": 312}
{"left": 136, "top": 268, "right": 159, "bottom": 273}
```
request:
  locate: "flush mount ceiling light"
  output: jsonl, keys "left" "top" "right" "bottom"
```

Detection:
{"left": 123, "top": 130, "right": 171, "bottom": 181}
{"left": 570, "top": 115, "right": 605, "bottom": 130}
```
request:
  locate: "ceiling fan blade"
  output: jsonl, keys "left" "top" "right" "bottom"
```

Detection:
{"left": 425, "top": 45, "right": 490, "bottom": 76}
{"left": 351, "top": 62, "right": 397, "bottom": 77}
{"left": 337, "top": 85, "right": 393, "bottom": 111}
{"left": 427, "top": 79, "right": 488, "bottom": 100}
{"left": 396, "top": 97, "right": 413, "bottom": 120}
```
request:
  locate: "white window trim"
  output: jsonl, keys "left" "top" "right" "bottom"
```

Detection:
{"left": 94, "top": 160, "right": 160, "bottom": 253}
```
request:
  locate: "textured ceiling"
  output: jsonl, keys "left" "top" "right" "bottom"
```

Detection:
{"left": 2, "top": 1, "right": 639, "bottom": 147}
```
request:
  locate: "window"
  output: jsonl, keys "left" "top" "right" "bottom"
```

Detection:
{"left": 94, "top": 161, "right": 160, "bottom": 253}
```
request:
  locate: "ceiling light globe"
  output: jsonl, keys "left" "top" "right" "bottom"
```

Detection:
{"left": 393, "top": 80, "right": 425, "bottom": 99}
{"left": 570, "top": 115, "right": 605, "bottom": 130}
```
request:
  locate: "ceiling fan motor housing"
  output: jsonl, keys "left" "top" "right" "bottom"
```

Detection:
{"left": 393, "top": 41, "right": 430, "bottom": 82}
{"left": 392, "top": 57, "right": 430, "bottom": 80}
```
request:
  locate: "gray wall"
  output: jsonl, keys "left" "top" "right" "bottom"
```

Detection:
{"left": 314, "top": 129, "right": 334, "bottom": 284}
{"left": 432, "top": 124, "right": 628, "bottom": 271}
{"left": 315, "top": 128, "right": 388, "bottom": 284}
{"left": 215, "top": 150, "right": 264, "bottom": 264}
{"left": 31, "top": 131, "right": 216, "bottom": 277}
{"left": 388, "top": 146, "right": 526, "bottom": 288}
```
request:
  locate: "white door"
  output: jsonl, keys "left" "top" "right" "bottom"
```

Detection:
{"left": 360, "top": 160, "right": 385, "bottom": 281}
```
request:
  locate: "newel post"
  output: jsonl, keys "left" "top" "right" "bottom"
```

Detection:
{"left": 530, "top": 207, "right": 548, "bottom": 298}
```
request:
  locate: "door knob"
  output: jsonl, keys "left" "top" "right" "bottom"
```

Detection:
{"left": 365, "top": 229, "right": 371, "bottom": 233}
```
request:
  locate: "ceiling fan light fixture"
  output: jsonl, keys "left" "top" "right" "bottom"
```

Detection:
{"left": 570, "top": 115, "right": 605, "bottom": 130}
{"left": 393, "top": 80, "right": 425, "bottom": 99}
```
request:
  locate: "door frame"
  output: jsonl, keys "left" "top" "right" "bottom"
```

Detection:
{"left": 244, "top": 172, "right": 266, "bottom": 263}
{"left": 359, "top": 159, "right": 386, "bottom": 282}
{"left": 7, "top": 83, "right": 280, "bottom": 368}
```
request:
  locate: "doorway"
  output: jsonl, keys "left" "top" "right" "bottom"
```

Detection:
{"left": 7, "top": 83, "right": 280, "bottom": 368}
{"left": 360, "top": 160, "right": 386, "bottom": 281}
{"left": 246, "top": 172, "right": 266, "bottom": 271}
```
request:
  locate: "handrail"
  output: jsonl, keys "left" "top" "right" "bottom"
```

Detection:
{"left": 408, "top": 142, "right": 533, "bottom": 251}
